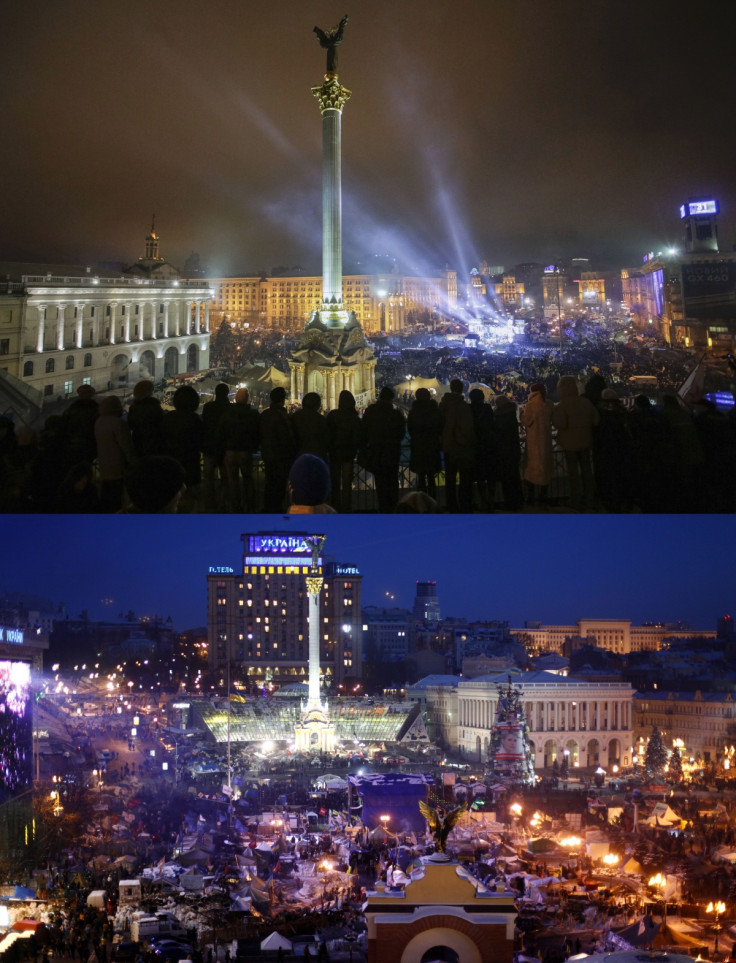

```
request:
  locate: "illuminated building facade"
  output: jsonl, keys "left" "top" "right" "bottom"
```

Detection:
{"left": 510, "top": 619, "right": 715, "bottom": 657}
{"left": 410, "top": 668, "right": 634, "bottom": 769}
{"left": 197, "top": 269, "right": 458, "bottom": 336}
{"left": 541, "top": 266, "right": 571, "bottom": 319}
{"left": 206, "top": 532, "right": 362, "bottom": 692}
{"left": 634, "top": 689, "right": 735, "bottom": 765}
{"left": 0, "top": 231, "right": 212, "bottom": 404}
{"left": 577, "top": 272, "right": 606, "bottom": 309}
{"left": 622, "top": 197, "right": 736, "bottom": 349}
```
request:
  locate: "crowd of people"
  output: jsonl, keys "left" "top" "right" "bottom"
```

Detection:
{"left": 1, "top": 364, "right": 735, "bottom": 513}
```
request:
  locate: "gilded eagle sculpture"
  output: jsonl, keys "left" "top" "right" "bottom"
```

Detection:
{"left": 418, "top": 800, "right": 468, "bottom": 853}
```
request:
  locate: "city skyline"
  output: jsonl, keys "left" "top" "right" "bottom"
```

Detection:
{"left": 1, "top": 515, "right": 732, "bottom": 634}
{"left": 2, "top": 1, "right": 734, "bottom": 279}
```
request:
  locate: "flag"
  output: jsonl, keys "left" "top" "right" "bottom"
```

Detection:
{"left": 678, "top": 355, "right": 706, "bottom": 404}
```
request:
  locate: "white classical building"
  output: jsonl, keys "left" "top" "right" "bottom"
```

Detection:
{"left": 409, "top": 668, "right": 634, "bottom": 772}
{"left": 0, "top": 231, "right": 212, "bottom": 405}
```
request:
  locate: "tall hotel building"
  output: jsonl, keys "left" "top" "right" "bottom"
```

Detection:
{"left": 207, "top": 533, "right": 362, "bottom": 692}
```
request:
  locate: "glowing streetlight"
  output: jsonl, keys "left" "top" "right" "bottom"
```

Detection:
{"left": 649, "top": 873, "right": 667, "bottom": 921}
{"left": 707, "top": 901, "right": 726, "bottom": 953}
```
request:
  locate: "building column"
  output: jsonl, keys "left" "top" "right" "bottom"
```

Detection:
{"left": 124, "top": 303, "right": 131, "bottom": 342}
{"left": 36, "top": 304, "right": 46, "bottom": 352}
{"left": 204, "top": 300, "right": 210, "bottom": 332}
{"left": 163, "top": 302, "right": 170, "bottom": 338}
{"left": 75, "top": 304, "right": 84, "bottom": 348}
{"left": 138, "top": 305, "right": 145, "bottom": 342}
{"left": 56, "top": 304, "right": 67, "bottom": 351}
{"left": 109, "top": 302, "right": 117, "bottom": 345}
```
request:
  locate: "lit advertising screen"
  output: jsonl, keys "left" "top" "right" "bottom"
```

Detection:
{"left": 680, "top": 200, "right": 718, "bottom": 218}
{"left": 244, "top": 534, "right": 324, "bottom": 567}
{"left": 681, "top": 261, "right": 736, "bottom": 320}
{"left": 0, "top": 660, "right": 33, "bottom": 803}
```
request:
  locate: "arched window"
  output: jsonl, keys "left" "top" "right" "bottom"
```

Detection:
{"left": 84, "top": 353, "right": 93, "bottom": 367}
{"left": 65, "top": 355, "right": 75, "bottom": 370}
{"left": 23, "top": 360, "right": 33, "bottom": 376}
{"left": 45, "top": 358, "right": 55, "bottom": 373}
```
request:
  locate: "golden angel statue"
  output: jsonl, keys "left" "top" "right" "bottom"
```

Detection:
{"left": 418, "top": 800, "right": 468, "bottom": 853}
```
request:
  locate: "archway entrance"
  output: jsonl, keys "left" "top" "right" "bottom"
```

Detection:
{"left": 164, "top": 346, "right": 179, "bottom": 378}
{"left": 186, "top": 343, "right": 198, "bottom": 372}
{"left": 421, "top": 948, "right": 459, "bottom": 962}
{"left": 139, "top": 350, "right": 156, "bottom": 381}
{"left": 111, "top": 353, "right": 131, "bottom": 386}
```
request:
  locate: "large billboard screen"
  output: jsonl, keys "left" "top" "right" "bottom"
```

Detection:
{"left": 681, "top": 261, "right": 736, "bottom": 320}
{"left": 0, "top": 660, "right": 33, "bottom": 804}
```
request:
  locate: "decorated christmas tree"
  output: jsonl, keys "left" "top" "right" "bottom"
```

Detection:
{"left": 487, "top": 678, "right": 536, "bottom": 786}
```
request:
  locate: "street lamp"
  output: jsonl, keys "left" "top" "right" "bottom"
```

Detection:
{"left": 649, "top": 873, "right": 667, "bottom": 921}
{"left": 707, "top": 901, "right": 726, "bottom": 954}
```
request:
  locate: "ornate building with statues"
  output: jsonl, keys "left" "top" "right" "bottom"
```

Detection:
{"left": 0, "top": 227, "right": 212, "bottom": 408}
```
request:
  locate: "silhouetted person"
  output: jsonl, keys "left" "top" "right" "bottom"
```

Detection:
{"left": 361, "top": 386, "right": 406, "bottom": 513}
{"left": 493, "top": 396, "right": 523, "bottom": 511}
{"left": 407, "top": 387, "right": 442, "bottom": 500}
{"left": 94, "top": 395, "right": 135, "bottom": 512}
{"left": 201, "top": 383, "right": 231, "bottom": 510}
{"left": 127, "top": 380, "right": 164, "bottom": 457}
{"left": 469, "top": 387, "right": 497, "bottom": 510}
{"left": 260, "top": 386, "right": 297, "bottom": 512}
{"left": 326, "top": 389, "right": 361, "bottom": 512}
{"left": 440, "top": 379, "right": 475, "bottom": 512}
{"left": 291, "top": 391, "right": 329, "bottom": 459}
{"left": 217, "top": 387, "right": 260, "bottom": 512}
{"left": 161, "top": 384, "right": 204, "bottom": 499}
{"left": 62, "top": 384, "right": 98, "bottom": 471}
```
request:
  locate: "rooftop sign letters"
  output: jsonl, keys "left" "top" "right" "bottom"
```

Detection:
{"left": 249, "top": 535, "right": 323, "bottom": 555}
{"left": 209, "top": 566, "right": 235, "bottom": 574}
{"left": 0, "top": 627, "right": 24, "bottom": 645}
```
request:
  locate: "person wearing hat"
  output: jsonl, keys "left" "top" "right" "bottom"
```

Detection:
{"left": 287, "top": 453, "right": 336, "bottom": 514}
{"left": 216, "top": 386, "right": 260, "bottom": 512}
{"left": 520, "top": 381, "right": 553, "bottom": 505}
{"left": 360, "top": 386, "right": 406, "bottom": 513}
{"left": 260, "top": 386, "right": 297, "bottom": 513}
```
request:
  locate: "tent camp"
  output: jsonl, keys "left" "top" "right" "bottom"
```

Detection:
{"left": 260, "top": 931, "right": 293, "bottom": 952}
{"left": 644, "top": 802, "right": 685, "bottom": 829}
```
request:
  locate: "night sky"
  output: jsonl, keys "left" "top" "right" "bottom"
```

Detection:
{"left": 1, "top": 1, "right": 734, "bottom": 278}
{"left": 1, "top": 515, "right": 732, "bottom": 633}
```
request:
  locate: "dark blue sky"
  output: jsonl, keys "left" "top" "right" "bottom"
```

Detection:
{"left": 1, "top": 515, "right": 732, "bottom": 632}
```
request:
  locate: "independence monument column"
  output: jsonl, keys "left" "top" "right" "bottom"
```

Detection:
{"left": 294, "top": 534, "right": 336, "bottom": 752}
{"left": 312, "top": 16, "right": 351, "bottom": 321}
